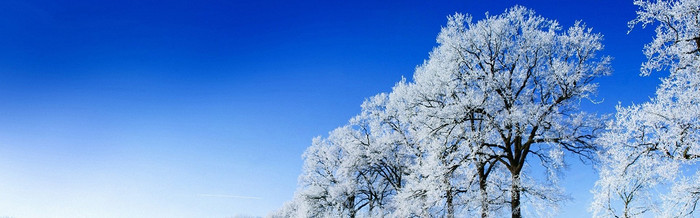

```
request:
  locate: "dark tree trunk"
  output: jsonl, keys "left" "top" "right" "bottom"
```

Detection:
{"left": 347, "top": 195, "right": 356, "bottom": 218}
{"left": 478, "top": 163, "right": 489, "bottom": 218}
{"left": 510, "top": 173, "right": 521, "bottom": 218}
{"left": 446, "top": 188, "right": 455, "bottom": 218}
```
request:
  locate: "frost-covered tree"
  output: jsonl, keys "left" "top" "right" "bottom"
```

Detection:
{"left": 591, "top": 0, "right": 700, "bottom": 217}
{"left": 348, "top": 93, "right": 416, "bottom": 215}
{"left": 271, "top": 93, "right": 417, "bottom": 217}
{"left": 298, "top": 131, "right": 360, "bottom": 217}
{"left": 394, "top": 6, "right": 609, "bottom": 218}
{"left": 390, "top": 79, "right": 494, "bottom": 218}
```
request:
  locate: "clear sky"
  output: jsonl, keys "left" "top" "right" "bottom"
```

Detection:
{"left": 0, "top": 0, "right": 661, "bottom": 217}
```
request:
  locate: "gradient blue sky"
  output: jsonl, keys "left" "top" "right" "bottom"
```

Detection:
{"left": 0, "top": 0, "right": 659, "bottom": 217}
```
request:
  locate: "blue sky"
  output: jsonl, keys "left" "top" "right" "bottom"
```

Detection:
{"left": 0, "top": 0, "right": 660, "bottom": 217}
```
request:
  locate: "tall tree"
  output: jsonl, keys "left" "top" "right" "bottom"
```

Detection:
{"left": 397, "top": 6, "right": 609, "bottom": 217}
{"left": 591, "top": 0, "right": 700, "bottom": 217}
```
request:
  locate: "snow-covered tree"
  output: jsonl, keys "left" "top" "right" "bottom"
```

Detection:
{"left": 591, "top": 0, "right": 700, "bottom": 217}
{"left": 392, "top": 6, "right": 610, "bottom": 218}
{"left": 271, "top": 93, "right": 418, "bottom": 217}
{"left": 390, "top": 78, "right": 492, "bottom": 218}
{"left": 299, "top": 132, "right": 359, "bottom": 217}
{"left": 348, "top": 93, "right": 416, "bottom": 215}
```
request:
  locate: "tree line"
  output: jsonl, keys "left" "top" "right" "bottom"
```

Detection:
{"left": 272, "top": 0, "right": 700, "bottom": 217}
